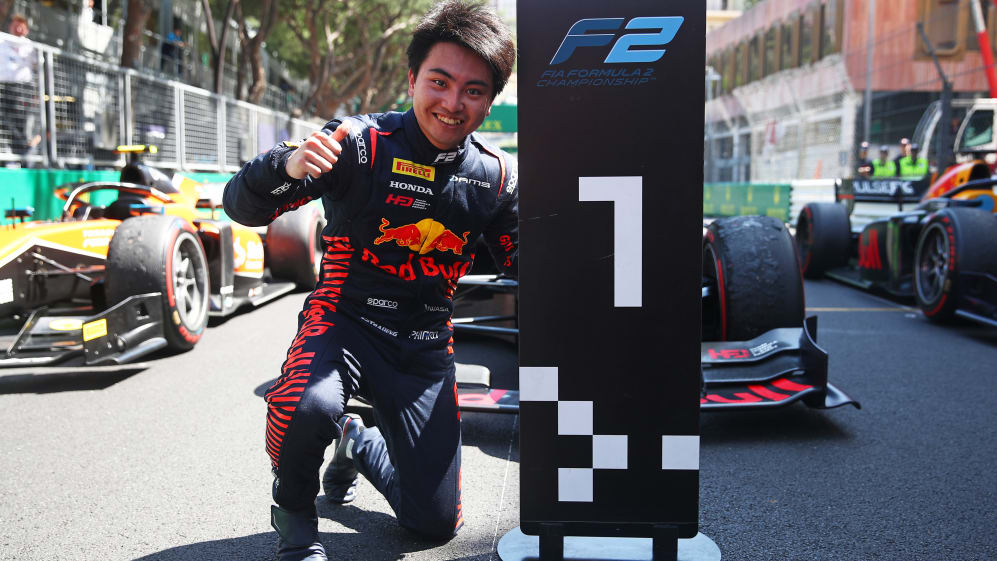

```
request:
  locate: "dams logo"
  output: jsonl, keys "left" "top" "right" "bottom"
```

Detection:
{"left": 374, "top": 218, "right": 469, "bottom": 255}
{"left": 392, "top": 158, "right": 435, "bottom": 181}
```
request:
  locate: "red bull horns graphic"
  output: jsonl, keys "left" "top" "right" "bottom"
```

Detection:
{"left": 374, "top": 218, "right": 470, "bottom": 256}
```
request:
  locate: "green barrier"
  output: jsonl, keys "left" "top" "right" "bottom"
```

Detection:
{"left": 703, "top": 182, "right": 791, "bottom": 222}
{"left": 0, "top": 168, "right": 233, "bottom": 225}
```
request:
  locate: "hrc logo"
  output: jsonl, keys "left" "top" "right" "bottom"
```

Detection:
{"left": 392, "top": 158, "right": 436, "bottom": 181}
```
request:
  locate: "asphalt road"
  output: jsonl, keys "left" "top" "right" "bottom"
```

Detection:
{"left": 0, "top": 279, "right": 994, "bottom": 561}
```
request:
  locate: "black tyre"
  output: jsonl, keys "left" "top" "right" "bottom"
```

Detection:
{"left": 703, "top": 215, "right": 805, "bottom": 341}
{"left": 106, "top": 215, "right": 210, "bottom": 351}
{"left": 266, "top": 204, "right": 326, "bottom": 289}
{"left": 795, "top": 202, "right": 851, "bottom": 278}
{"left": 914, "top": 207, "right": 997, "bottom": 322}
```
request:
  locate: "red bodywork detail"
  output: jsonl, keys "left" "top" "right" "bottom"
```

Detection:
{"left": 771, "top": 378, "right": 813, "bottom": 392}
{"left": 706, "top": 393, "right": 763, "bottom": 404}
{"left": 748, "top": 384, "right": 790, "bottom": 401}
{"left": 858, "top": 228, "right": 883, "bottom": 271}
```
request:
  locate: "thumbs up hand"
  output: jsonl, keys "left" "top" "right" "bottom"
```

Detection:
{"left": 284, "top": 122, "right": 352, "bottom": 180}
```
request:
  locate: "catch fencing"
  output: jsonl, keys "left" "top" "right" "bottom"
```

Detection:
{"left": 0, "top": 32, "right": 321, "bottom": 173}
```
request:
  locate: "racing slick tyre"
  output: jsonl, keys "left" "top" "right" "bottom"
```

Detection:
{"left": 105, "top": 215, "right": 210, "bottom": 351}
{"left": 704, "top": 215, "right": 805, "bottom": 341}
{"left": 914, "top": 207, "right": 997, "bottom": 322}
{"left": 795, "top": 202, "right": 851, "bottom": 278}
{"left": 266, "top": 204, "right": 326, "bottom": 290}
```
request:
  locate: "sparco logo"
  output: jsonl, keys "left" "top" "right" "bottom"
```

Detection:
{"left": 505, "top": 169, "right": 518, "bottom": 194}
{"left": 550, "top": 17, "right": 684, "bottom": 65}
{"left": 390, "top": 181, "right": 434, "bottom": 195}
{"left": 450, "top": 175, "right": 491, "bottom": 189}
{"left": 409, "top": 330, "right": 439, "bottom": 340}
{"left": 367, "top": 297, "right": 398, "bottom": 309}
{"left": 355, "top": 131, "right": 368, "bottom": 164}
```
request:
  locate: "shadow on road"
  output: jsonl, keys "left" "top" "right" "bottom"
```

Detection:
{"left": 700, "top": 404, "right": 854, "bottom": 444}
{"left": 130, "top": 525, "right": 499, "bottom": 561}
{"left": 0, "top": 365, "right": 148, "bottom": 394}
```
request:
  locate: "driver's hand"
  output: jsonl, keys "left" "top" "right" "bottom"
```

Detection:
{"left": 284, "top": 122, "right": 351, "bottom": 180}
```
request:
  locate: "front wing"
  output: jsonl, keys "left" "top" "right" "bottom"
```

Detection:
{"left": 455, "top": 315, "right": 860, "bottom": 413}
{"left": 0, "top": 293, "right": 168, "bottom": 368}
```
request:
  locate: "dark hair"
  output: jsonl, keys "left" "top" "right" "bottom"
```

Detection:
{"left": 407, "top": 0, "right": 515, "bottom": 98}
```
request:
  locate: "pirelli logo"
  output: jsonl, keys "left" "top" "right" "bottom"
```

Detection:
{"left": 392, "top": 158, "right": 435, "bottom": 181}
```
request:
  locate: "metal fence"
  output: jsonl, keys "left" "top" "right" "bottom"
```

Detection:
{"left": 0, "top": 32, "right": 321, "bottom": 172}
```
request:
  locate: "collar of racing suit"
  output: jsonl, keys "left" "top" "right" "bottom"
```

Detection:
{"left": 401, "top": 109, "right": 470, "bottom": 168}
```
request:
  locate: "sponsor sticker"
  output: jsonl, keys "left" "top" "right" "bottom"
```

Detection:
{"left": 450, "top": 175, "right": 490, "bottom": 189}
{"left": 433, "top": 151, "right": 458, "bottom": 164}
{"left": 393, "top": 158, "right": 436, "bottom": 181}
{"left": 425, "top": 304, "right": 450, "bottom": 313}
{"left": 361, "top": 316, "right": 398, "bottom": 337}
{"left": 749, "top": 340, "right": 780, "bottom": 357}
{"left": 506, "top": 168, "right": 518, "bottom": 194}
{"left": 409, "top": 330, "right": 439, "bottom": 341}
{"left": 82, "top": 319, "right": 108, "bottom": 342}
{"left": 390, "top": 180, "right": 434, "bottom": 196}
{"left": 271, "top": 182, "right": 292, "bottom": 196}
{"left": 367, "top": 297, "right": 399, "bottom": 310}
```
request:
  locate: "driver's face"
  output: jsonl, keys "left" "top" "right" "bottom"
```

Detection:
{"left": 408, "top": 42, "right": 493, "bottom": 151}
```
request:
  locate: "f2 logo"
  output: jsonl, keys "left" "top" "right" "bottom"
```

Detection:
{"left": 550, "top": 17, "right": 684, "bottom": 65}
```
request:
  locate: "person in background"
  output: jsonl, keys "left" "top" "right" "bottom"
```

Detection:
{"left": 0, "top": 14, "right": 41, "bottom": 158}
{"left": 160, "top": 25, "right": 185, "bottom": 76}
{"left": 899, "top": 142, "right": 929, "bottom": 178}
{"left": 872, "top": 145, "right": 896, "bottom": 177}
{"left": 855, "top": 140, "right": 873, "bottom": 178}
{"left": 893, "top": 137, "right": 910, "bottom": 175}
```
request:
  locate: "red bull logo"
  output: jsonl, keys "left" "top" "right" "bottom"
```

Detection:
{"left": 374, "top": 218, "right": 470, "bottom": 255}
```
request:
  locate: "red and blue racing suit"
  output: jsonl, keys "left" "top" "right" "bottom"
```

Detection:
{"left": 223, "top": 109, "right": 518, "bottom": 538}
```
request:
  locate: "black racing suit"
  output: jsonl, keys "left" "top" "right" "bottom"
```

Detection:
{"left": 223, "top": 109, "right": 518, "bottom": 538}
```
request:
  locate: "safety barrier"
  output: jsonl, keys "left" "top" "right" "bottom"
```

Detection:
{"left": 0, "top": 32, "right": 321, "bottom": 173}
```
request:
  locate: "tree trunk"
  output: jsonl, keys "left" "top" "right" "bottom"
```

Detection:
{"left": 121, "top": 0, "right": 154, "bottom": 69}
{"left": 0, "top": 0, "right": 14, "bottom": 29}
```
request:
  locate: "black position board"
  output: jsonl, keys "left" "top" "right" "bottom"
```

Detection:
{"left": 517, "top": 0, "right": 705, "bottom": 540}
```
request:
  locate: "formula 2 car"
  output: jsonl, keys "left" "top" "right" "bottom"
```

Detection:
{"left": 448, "top": 215, "right": 860, "bottom": 413}
{"left": 0, "top": 146, "right": 325, "bottom": 367}
{"left": 796, "top": 168, "right": 997, "bottom": 328}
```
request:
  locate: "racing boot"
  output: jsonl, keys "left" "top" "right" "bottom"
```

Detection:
{"left": 270, "top": 504, "right": 327, "bottom": 561}
{"left": 322, "top": 413, "right": 364, "bottom": 503}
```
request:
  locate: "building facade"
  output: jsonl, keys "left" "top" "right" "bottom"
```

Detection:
{"left": 706, "top": 0, "right": 993, "bottom": 182}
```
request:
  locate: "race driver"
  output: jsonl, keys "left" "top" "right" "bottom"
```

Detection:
{"left": 222, "top": 1, "right": 517, "bottom": 559}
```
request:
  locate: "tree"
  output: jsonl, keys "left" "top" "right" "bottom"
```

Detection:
{"left": 199, "top": 0, "right": 239, "bottom": 95}
{"left": 121, "top": 0, "right": 156, "bottom": 69}
{"left": 275, "top": 0, "right": 431, "bottom": 118}
{"left": 0, "top": 0, "right": 14, "bottom": 29}
{"left": 234, "top": 0, "right": 280, "bottom": 103}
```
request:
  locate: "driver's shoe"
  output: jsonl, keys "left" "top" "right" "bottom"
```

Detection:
{"left": 270, "top": 505, "right": 327, "bottom": 561}
{"left": 322, "top": 413, "right": 364, "bottom": 503}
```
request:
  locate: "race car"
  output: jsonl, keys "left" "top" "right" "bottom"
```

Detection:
{"left": 448, "top": 215, "right": 860, "bottom": 413}
{"left": 0, "top": 146, "right": 325, "bottom": 367}
{"left": 796, "top": 169, "right": 997, "bottom": 328}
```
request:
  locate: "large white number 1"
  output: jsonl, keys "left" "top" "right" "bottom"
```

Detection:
{"left": 578, "top": 176, "right": 642, "bottom": 308}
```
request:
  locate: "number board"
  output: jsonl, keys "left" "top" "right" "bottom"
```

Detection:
{"left": 517, "top": 0, "right": 705, "bottom": 538}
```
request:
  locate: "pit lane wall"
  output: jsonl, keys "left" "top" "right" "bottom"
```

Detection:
{"left": 0, "top": 168, "right": 233, "bottom": 225}
{"left": 703, "top": 179, "right": 836, "bottom": 222}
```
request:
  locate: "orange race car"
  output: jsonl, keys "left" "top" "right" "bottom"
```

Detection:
{"left": 0, "top": 146, "right": 325, "bottom": 367}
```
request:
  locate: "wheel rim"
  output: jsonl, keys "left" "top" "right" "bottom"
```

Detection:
{"left": 172, "top": 233, "right": 208, "bottom": 329}
{"left": 916, "top": 223, "right": 949, "bottom": 304}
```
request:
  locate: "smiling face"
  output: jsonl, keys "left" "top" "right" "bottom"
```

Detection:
{"left": 408, "top": 42, "right": 493, "bottom": 151}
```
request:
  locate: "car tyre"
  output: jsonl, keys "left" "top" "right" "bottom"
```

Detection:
{"left": 914, "top": 207, "right": 997, "bottom": 322}
{"left": 106, "top": 215, "right": 210, "bottom": 351}
{"left": 704, "top": 215, "right": 805, "bottom": 341}
{"left": 795, "top": 202, "right": 851, "bottom": 278}
{"left": 266, "top": 205, "right": 326, "bottom": 290}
